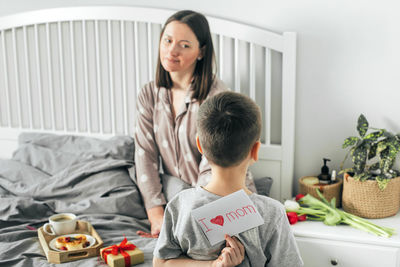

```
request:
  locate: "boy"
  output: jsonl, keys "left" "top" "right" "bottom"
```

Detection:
{"left": 153, "top": 91, "right": 303, "bottom": 266}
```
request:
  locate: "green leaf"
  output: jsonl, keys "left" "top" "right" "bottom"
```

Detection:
{"left": 357, "top": 114, "right": 369, "bottom": 137}
{"left": 360, "top": 173, "right": 370, "bottom": 181}
{"left": 343, "top": 136, "right": 359, "bottom": 149}
{"left": 352, "top": 145, "right": 367, "bottom": 172}
{"left": 383, "top": 131, "right": 394, "bottom": 139}
{"left": 353, "top": 173, "right": 369, "bottom": 181}
{"left": 383, "top": 157, "right": 395, "bottom": 173}
{"left": 379, "top": 144, "right": 398, "bottom": 173}
{"left": 388, "top": 143, "right": 398, "bottom": 157}
{"left": 368, "top": 162, "right": 379, "bottom": 171}
{"left": 376, "top": 175, "right": 389, "bottom": 190}
{"left": 392, "top": 139, "right": 400, "bottom": 152}
{"left": 315, "top": 189, "right": 331, "bottom": 206}
{"left": 368, "top": 143, "right": 377, "bottom": 159}
{"left": 364, "top": 130, "right": 385, "bottom": 142}
{"left": 338, "top": 168, "right": 354, "bottom": 175}
{"left": 324, "top": 210, "right": 342, "bottom": 226}
{"left": 330, "top": 197, "right": 336, "bottom": 208}
{"left": 379, "top": 156, "right": 386, "bottom": 170}
{"left": 377, "top": 141, "right": 388, "bottom": 154}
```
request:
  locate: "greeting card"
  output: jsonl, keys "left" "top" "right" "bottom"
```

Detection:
{"left": 191, "top": 189, "right": 264, "bottom": 246}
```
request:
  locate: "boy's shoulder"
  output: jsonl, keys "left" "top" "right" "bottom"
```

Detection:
{"left": 250, "top": 193, "right": 286, "bottom": 221}
{"left": 250, "top": 193, "right": 283, "bottom": 208}
{"left": 165, "top": 187, "right": 213, "bottom": 213}
{"left": 167, "top": 187, "right": 197, "bottom": 206}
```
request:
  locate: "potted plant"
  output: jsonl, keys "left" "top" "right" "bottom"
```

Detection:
{"left": 340, "top": 114, "right": 400, "bottom": 218}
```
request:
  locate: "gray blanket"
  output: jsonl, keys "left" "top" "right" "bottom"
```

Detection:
{"left": 0, "top": 133, "right": 156, "bottom": 267}
{"left": 0, "top": 132, "right": 273, "bottom": 267}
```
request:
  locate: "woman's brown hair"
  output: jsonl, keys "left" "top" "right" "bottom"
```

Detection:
{"left": 155, "top": 10, "right": 215, "bottom": 102}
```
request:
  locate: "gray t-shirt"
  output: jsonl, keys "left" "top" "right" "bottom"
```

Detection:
{"left": 154, "top": 187, "right": 303, "bottom": 267}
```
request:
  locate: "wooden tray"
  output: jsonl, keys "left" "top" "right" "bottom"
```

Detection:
{"left": 38, "top": 220, "right": 104, "bottom": 264}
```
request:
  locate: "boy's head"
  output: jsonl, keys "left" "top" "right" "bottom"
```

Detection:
{"left": 197, "top": 91, "right": 262, "bottom": 167}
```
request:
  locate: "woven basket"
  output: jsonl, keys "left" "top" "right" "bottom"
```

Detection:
{"left": 342, "top": 173, "right": 400, "bottom": 219}
{"left": 299, "top": 176, "right": 343, "bottom": 207}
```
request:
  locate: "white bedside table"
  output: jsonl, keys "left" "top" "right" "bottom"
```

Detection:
{"left": 291, "top": 211, "right": 400, "bottom": 267}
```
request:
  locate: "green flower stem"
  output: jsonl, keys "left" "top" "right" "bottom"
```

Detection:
{"left": 286, "top": 207, "right": 326, "bottom": 216}
{"left": 344, "top": 212, "right": 395, "bottom": 232}
{"left": 315, "top": 189, "right": 395, "bottom": 236}
{"left": 342, "top": 216, "right": 392, "bottom": 238}
{"left": 286, "top": 190, "right": 396, "bottom": 238}
{"left": 340, "top": 211, "right": 395, "bottom": 237}
{"left": 305, "top": 214, "right": 325, "bottom": 221}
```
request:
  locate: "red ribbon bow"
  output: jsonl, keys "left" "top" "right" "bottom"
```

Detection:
{"left": 102, "top": 237, "right": 137, "bottom": 267}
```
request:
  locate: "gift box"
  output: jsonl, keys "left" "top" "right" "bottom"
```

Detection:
{"left": 100, "top": 238, "right": 144, "bottom": 267}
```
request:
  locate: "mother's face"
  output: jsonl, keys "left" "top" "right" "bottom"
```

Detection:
{"left": 159, "top": 21, "right": 202, "bottom": 75}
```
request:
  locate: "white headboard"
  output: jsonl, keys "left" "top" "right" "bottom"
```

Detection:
{"left": 0, "top": 6, "right": 296, "bottom": 201}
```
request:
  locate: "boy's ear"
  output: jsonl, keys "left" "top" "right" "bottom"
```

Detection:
{"left": 196, "top": 135, "right": 203, "bottom": 154}
{"left": 250, "top": 141, "right": 261, "bottom": 162}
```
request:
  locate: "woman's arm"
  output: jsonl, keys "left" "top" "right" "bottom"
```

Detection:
{"left": 134, "top": 83, "right": 166, "bottom": 236}
{"left": 136, "top": 206, "right": 164, "bottom": 238}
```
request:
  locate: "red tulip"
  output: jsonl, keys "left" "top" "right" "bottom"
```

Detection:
{"left": 295, "top": 194, "right": 305, "bottom": 201}
{"left": 298, "top": 214, "right": 307, "bottom": 221}
{"left": 287, "top": 212, "right": 298, "bottom": 225}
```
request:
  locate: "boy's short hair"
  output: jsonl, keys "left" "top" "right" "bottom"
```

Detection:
{"left": 197, "top": 91, "right": 261, "bottom": 167}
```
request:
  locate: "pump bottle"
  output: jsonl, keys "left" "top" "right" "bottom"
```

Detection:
{"left": 318, "top": 158, "right": 331, "bottom": 184}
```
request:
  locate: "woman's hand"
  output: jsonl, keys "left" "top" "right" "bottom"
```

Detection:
{"left": 212, "top": 235, "right": 245, "bottom": 267}
{"left": 136, "top": 206, "right": 165, "bottom": 238}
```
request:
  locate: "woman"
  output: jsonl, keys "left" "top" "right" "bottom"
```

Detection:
{"left": 134, "top": 10, "right": 255, "bottom": 238}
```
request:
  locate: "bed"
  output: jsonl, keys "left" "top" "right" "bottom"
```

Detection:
{"left": 0, "top": 6, "right": 296, "bottom": 266}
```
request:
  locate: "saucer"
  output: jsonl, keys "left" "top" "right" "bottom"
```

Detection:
{"left": 49, "top": 234, "right": 96, "bottom": 251}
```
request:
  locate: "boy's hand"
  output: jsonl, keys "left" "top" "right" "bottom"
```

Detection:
{"left": 212, "top": 235, "right": 245, "bottom": 267}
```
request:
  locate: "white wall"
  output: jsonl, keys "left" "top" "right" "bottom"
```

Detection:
{"left": 1, "top": 0, "right": 399, "bottom": 194}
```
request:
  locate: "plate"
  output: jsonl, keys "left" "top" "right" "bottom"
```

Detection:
{"left": 49, "top": 234, "right": 96, "bottom": 252}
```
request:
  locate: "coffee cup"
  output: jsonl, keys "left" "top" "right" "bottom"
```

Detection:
{"left": 43, "top": 213, "right": 77, "bottom": 235}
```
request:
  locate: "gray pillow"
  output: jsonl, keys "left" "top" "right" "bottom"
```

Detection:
{"left": 253, "top": 176, "right": 273, "bottom": 197}
{"left": 161, "top": 173, "right": 192, "bottom": 202}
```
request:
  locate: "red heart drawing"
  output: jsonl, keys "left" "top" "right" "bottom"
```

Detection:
{"left": 210, "top": 215, "right": 224, "bottom": 226}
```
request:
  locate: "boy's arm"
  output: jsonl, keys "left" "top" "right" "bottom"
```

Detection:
{"left": 153, "top": 255, "right": 212, "bottom": 267}
{"left": 154, "top": 235, "right": 245, "bottom": 267}
{"left": 266, "top": 210, "right": 304, "bottom": 267}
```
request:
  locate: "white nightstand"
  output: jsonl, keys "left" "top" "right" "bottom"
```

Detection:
{"left": 291, "top": 211, "right": 400, "bottom": 267}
